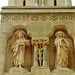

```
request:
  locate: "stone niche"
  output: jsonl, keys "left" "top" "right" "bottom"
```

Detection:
{"left": 4, "top": 29, "right": 32, "bottom": 75}
{"left": 49, "top": 28, "right": 74, "bottom": 70}
{"left": 49, "top": 27, "right": 75, "bottom": 75}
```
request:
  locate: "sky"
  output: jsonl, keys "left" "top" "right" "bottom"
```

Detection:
{"left": 0, "top": 0, "right": 75, "bottom": 11}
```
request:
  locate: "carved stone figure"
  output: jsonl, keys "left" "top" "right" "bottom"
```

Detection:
{"left": 37, "top": 49, "right": 43, "bottom": 67}
{"left": 11, "top": 30, "right": 30, "bottom": 68}
{"left": 54, "top": 31, "right": 70, "bottom": 68}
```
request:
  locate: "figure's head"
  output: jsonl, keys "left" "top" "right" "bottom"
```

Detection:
{"left": 55, "top": 31, "right": 65, "bottom": 38}
{"left": 14, "top": 30, "right": 26, "bottom": 39}
{"left": 18, "top": 32, "right": 24, "bottom": 38}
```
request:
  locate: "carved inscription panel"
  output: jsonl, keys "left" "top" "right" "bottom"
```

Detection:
{"left": 2, "top": 13, "right": 75, "bottom": 22}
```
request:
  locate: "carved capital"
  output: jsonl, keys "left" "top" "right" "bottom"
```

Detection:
{"left": 42, "top": 40, "right": 49, "bottom": 47}
{"left": 31, "top": 40, "right": 38, "bottom": 47}
{"left": 31, "top": 39, "right": 49, "bottom": 48}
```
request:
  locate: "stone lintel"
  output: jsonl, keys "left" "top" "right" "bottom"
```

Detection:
{"left": 1, "top": 6, "right": 75, "bottom": 13}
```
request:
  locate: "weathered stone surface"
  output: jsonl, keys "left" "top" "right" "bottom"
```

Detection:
{"left": 58, "top": 68, "right": 70, "bottom": 75}
{"left": 8, "top": 67, "right": 29, "bottom": 75}
{"left": 31, "top": 66, "right": 50, "bottom": 75}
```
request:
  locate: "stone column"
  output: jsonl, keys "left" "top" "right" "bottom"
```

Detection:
{"left": 43, "top": 44, "right": 47, "bottom": 66}
{"left": 34, "top": 44, "right": 38, "bottom": 66}
{"left": 42, "top": 0, "right": 45, "bottom": 6}
{"left": 34, "top": 0, "right": 38, "bottom": 6}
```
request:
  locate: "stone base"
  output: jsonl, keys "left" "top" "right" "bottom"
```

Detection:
{"left": 57, "top": 68, "right": 75, "bottom": 75}
{"left": 51, "top": 68, "right": 75, "bottom": 75}
{"left": 58, "top": 68, "right": 70, "bottom": 75}
{"left": 0, "top": 67, "right": 4, "bottom": 75}
{"left": 8, "top": 67, "right": 29, "bottom": 75}
{"left": 31, "top": 66, "right": 50, "bottom": 75}
{"left": 71, "top": 73, "right": 75, "bottom": 75}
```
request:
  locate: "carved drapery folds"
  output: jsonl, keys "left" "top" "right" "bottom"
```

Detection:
{"left": 32, "top": 39, "right": 49, "bottom": 67}
{"left": 54, "top": 31, "right": 72, "bottom": 69}
{"left": 11, "top": 30, "right": 30, "bottom": 68}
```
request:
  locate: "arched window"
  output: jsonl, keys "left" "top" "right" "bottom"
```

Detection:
{"left": 23, "top": 0, "right": 26, "bottom": 6}
{"left": 54, "top": 0, "right": 57, "bottom": 6}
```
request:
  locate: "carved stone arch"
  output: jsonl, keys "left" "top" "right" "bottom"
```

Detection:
{"left": 48, "top": 25, "right": 74, "bottom": 40}
{"left": 6, "top": 25, "right": 28, "bottom": 43}
{"left": 51, "top": 25, "right": 68, "bottom": 35}
{"left": 11, "top": 25, "right": 27, "bottom": 34}
{"left": 11, "top": 25, "right": 32, "bottom": 40}
{"left": 48, "top": 25, "right": 75, "bottom": 70}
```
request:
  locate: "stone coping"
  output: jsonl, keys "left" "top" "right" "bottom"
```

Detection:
{"left": 1, "top": 6, "right": 75, "bottom": 13}
{"left": 1, "top": 6, "right": 75, "bottom": 9}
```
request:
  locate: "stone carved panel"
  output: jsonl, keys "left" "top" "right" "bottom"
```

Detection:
{"left": 2, "top": 14, "right": 75, "bottom": 22}
{"left": 32, "top": 39, "right": 49, "bottom": 67}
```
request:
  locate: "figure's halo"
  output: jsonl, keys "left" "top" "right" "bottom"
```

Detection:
{"left": 55, "top": 31, "right": 65, "bottom": 37}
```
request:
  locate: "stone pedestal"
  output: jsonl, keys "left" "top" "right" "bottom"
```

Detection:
{"left": 31, "top": 66, "right": 50, "bottom": 75}
{"left": 71, "top": 73, "right": 75, "bottom": 75}
{"left": 58, "top": 68, "right": 71, "bottom": 75}
{"left": 52, "top": 68, "right": 75, "bottom": 75}
{"left": 8, "top": 67, "right": 29, "bottom": 75}
{"left": 0, "top": 67, "right": 4, "bottom": 75}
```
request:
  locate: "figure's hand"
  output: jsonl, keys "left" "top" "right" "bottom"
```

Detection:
{"left": 13, "top": 50, "right": 17, "bottom": 53}
{"left": 13, "top": 50, "right": 15, "bottom": 53}
{"left": 61, "top": 39, "right": 64, "bottom": 42}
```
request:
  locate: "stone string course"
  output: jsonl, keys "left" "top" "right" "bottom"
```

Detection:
{"left": 2, "top": 14, "right": 75, "bottom": 22}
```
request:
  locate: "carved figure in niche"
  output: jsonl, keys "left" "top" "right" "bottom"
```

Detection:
{"left": 54, "top": 31, "right": 70, "bottom": 68}
{"left": 11, "top": 30, "right": 30, "bottom": 68}
{"left": 37, "top": 49, "right": 43, "bottom": 67}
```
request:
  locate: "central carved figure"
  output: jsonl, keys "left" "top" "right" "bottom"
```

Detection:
{"left": 11, "top": 30, "right": 30, "bottom": 68}
{"left": 54, "top": 31, "right": 70, "bottom": 69}
{"left": 38, "top": 48, "right": 43, "bottom": 67}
